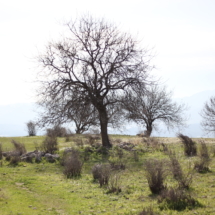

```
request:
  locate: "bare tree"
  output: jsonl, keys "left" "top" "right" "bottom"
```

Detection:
{"left": 37, "top": 88, "right": 99, "bottom": 134}
{"left": 26, "top": 121, "right": 37, "bottom": 136}
{"left": 123, "top": 85, "right": 186, "bottom": 137}
{"left": 36, "top": 14, "right": 151, "bottom": 147}
{"left": 201, "top": 96, "right": 215, "bottom": 135}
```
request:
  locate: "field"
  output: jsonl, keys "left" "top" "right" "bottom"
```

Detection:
{"left": 0, "top": 135, "right": 215, "bottom": 215}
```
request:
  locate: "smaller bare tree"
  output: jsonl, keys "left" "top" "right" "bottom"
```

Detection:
{"left": 123, "top": 85, "right": 187, "bottom": 137}
{"left": 200, "top": 96, "right": 215, "bottom": 135}
{"left": 37, "top": 88, "right": 99, "bottom": 134}
{"left": 26, "top": 121, "right": 37, "bottom": 136}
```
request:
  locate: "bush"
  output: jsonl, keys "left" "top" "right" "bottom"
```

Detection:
{"left": 11, "top": 139, "right": 26, "bottom": 156}
{"left": 142, "top": 137, "right": 161, "bottom": 151}
{"left": 198, "top": 140, "right": 210, "bottom": 159}
{"left": 144, "top": 159, "right": 167, "bottom": 194}
{"left": 92, "top": 163, "right": 111, "bottom": 187}
{"left": 158, "top": 187, "right": 201, "bottom": 211}
{"left": 109, "top": 159, "right": 126, "bottom": 170}
{"left": 194, "top": 140, "right": 211, "bottom": 173}
{"left": 46, "top": 125, "right": 69, "bottom": 137}
{"left": 73, "top": 137, "right": 84, "bottom": 148}
{"left": 9, "top": 155, "right": 21, "bottom": 165}
{"left": 81, "top": 146, "right": 93, "bottom": 161}
{"left": 109, "top": 146, "right": 126, "bottom": 170}
{"left": 177, "top": 133, "right": 197, "bottom": 156}
{"left": 133, "top": 150, "right": 139, "bottom": 161}
{"left": 85, "top": 134, "right": 101, "bottom": 146}
{"left": 107, "top": 173, "right": 122, "bottom": 194}
{"left": 168, "top": 151, "right": 192, "bottom": 189}
{"left": 114, "top": 146, "right": 124, "bottom": 159}
{"left": 6, "top": 140, "right": 26, "bottom": 164}
{"left": 64, "top": 131, "right": 74, "bottom": 142}
{"left": 41, "top": 135, "right": 58, "bottom": 154}
{"left": 62, "top": 148, "right": 83, "bottom": 178}
{"left": 0, "top": 143, "right": 3, "bottom": 160}
{"left": 168, "top": 151, "right": 183, "bottom": 179}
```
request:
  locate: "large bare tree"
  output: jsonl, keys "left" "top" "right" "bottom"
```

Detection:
{"left": 36, "top": 15, "right": 151, "bottom": 147}
{"left": 201, "top": 96, "right": 215, "bottom": 135}
{"left": 123, "top": 85, "right": 186, "bottom": 137}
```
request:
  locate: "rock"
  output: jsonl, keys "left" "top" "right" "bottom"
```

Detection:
{"left": 44, "top": 153, "right": 59, "bottom": 162}
{"left": 35, "top": 154, "right": 42, "bottom": 163}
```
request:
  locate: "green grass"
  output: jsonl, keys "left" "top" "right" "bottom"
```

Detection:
{"left": 0, "top": 135, "right": 215, "bottom": 214}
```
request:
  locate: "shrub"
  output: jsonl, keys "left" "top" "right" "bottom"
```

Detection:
{"left": 11, "top": 139, "right": 26, "bottom": 156}
{"left": 113, "top": 138, "right": 122, "bottom": 144}
{"left": 82, "top": 146, "right": 93, "bottom": 161}
{"left": 73, "top": 137, "right": 84, "bottom": 148}
{"left": 41, "top": 135, "right": 58, "bottom": 154}
{"left": 144, "top": 159, "right": 167, "bottom": 194}
{"left": 109, "top": 159, "right": 126, "bottom": 170}
{"left": 133, "top": 150, "right": 139, "bottom": 161}
{"left": 64, "top": 132, "right": 74, "bottom": 142}
{"left": 109, "top": 147, "right": 126, "bottom": 170}
{"left": 168, "top": 151, "right": 192, "bottom": 189}
{"left": 9, "top": 155, "right": 21, "bottom": 165}
{"left": 158, "top": 187, "right": 201, "bottom": 211}
{"left": 107, "top": 173, "right": 122, "bottom": 194}
{"left": 139, "top": 207, "right": 160, "bottom": 215}
{"left": 0, "top": 143, "right": 3, "bottom": 160}
{"left": 114, "top": 146, "right": 124, "bottom": 159}
{"left": 212, "top": 145, "right": 215, "bottom": 157}
{"left": 194, "top": 140, "right": 211, "bottom": 173}
{"left": 6, "top": 140, "right": 26, "bottom": 164}
{"left": 198, "top": 140, "right": 210, "bottom": 159}
{"left": 24, "top": 156, "right": 33, "bottom": 163}
{"left": 46, "top": 125, "right": 69, "bottom": 137}
{"left": 177, "top": 133, "right": 197, "bottom": 156}
{"left": 92, "top": 164, "right": 103, "bottom": 181}
{"left": 92, "top": 163, "right": 111, "bottom": 187}
{"left": 142, "top": 137, "right": 161, "bottom": 151}
{"left": 161, "top": 143, "right": 168, "bottom": 154}
{"left": 168, "top": 151, "right": 183, "bottom": 180}
{"left": 63, "top": 148, "right": 83, "bottom": 178}
{"left": 85, "top": 134, "right": 101, "bottom": 146}
{"left": 194, "top": 159, "right": 210, "bottom": 173}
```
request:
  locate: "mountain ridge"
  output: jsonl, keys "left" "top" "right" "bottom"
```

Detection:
{"left": 1, "top": 89, "right": 215, "bottom": 137}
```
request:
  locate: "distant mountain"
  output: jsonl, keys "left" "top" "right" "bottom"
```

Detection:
{"left": 172, "top": 89, "right": 215, "bottom": 138}
{"left": 0, "top": 89, "right": 215, "bottom": 137}
{"left": 174, "top": 89, "right": 215, "bottom": 124}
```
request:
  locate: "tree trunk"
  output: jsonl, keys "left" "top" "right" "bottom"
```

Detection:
{"left": 75, "top": 129, "right": 81, "bottom": 134}
{"left": 99, "top": 110, "right": 112, "bottom": 148}
{"left": 146, "top": 123, "right": 153, "bottom": 137}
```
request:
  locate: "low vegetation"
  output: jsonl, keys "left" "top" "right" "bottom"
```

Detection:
{"left": 177, "top": 133, "right": 197, "bottom": 156}
{"left": 0, "top": 134, "right": 215, "bottom": 214}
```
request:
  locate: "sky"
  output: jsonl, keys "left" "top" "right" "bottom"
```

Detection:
{"left": 1, "top": 0, "right": 215, "bottom": 105}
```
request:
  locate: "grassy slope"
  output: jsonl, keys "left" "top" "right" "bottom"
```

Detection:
{"left": 0, "top": 136, "right": 215, "bottom": 215}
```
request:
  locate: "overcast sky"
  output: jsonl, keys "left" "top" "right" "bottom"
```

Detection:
{"left": 1, "top": 0, "right": 215, "bottom": 105}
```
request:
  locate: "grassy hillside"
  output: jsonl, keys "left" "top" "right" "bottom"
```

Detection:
{"left": 0, "top": 135, "right": 215, "bottom": 215}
